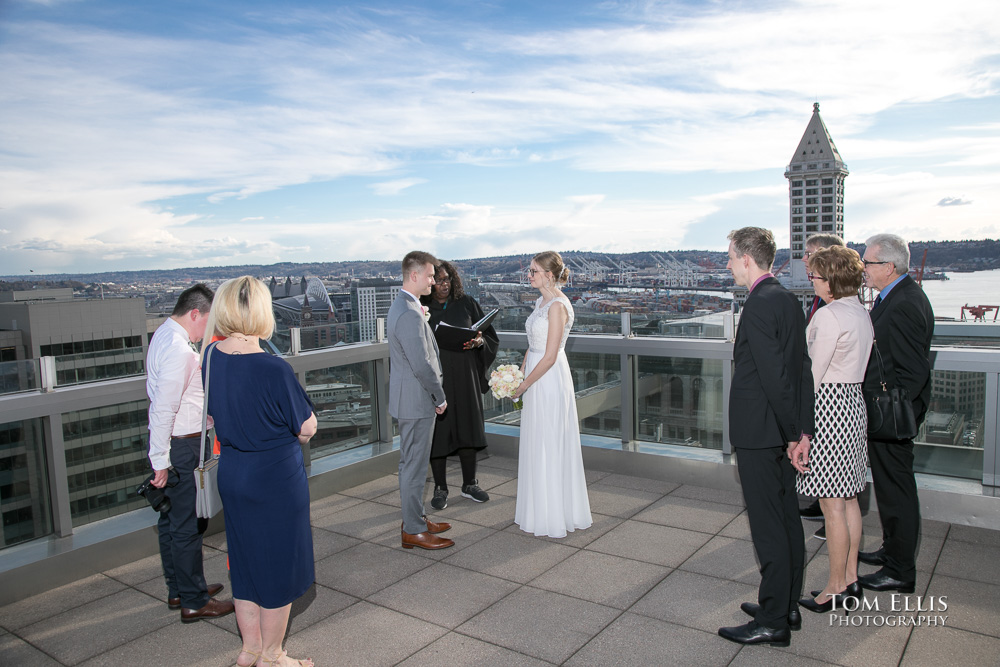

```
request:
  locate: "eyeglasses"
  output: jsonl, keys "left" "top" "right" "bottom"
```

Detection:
{"left": 435, "top": 277, "right": 451, "bottom": 283}
{"left": 802, "top": 250, "right": 814, "bottom": 259}
{"left": 807, "top": 273, "right": 827, "bottom": 281}
{"left": 863, "top": 260, "right": 890, "bottom": 267}
{"left": 527, "top": 268, "right": 541, "bottom": 276}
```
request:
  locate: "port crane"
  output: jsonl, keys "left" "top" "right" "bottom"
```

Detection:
{"left": 961, "top": 304, "right": 999, "bottom": 322}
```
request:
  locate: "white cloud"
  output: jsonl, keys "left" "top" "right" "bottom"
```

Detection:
{"left": 369, "top": 178, "right": 427, "bottom": 196}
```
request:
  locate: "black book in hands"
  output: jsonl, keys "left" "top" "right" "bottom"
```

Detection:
{"left": 433, "top": 309, "right": 499, "bottom": 351}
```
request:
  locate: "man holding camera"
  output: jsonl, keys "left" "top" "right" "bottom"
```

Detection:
{"left": 146, "top": 284, "right": 234, "bottom": 622}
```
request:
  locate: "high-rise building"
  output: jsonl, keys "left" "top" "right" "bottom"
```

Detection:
{"left": 351, "top": 279, "right": 401, "bottom": 341}
{"left": 785, "top": 102, "right": 849, "bottom": 285}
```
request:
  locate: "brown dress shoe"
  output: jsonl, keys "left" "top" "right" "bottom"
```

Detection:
{"left": 180, "top": 597, "right": 235, "bottom": 623}
{"left": 424, "top": 518, "right": 451, "bottom": 534}
{"left": 401, "top": 530, "right": 455, "bottom": 550}
{"left": 168, "top": 583, "right": 224, "bottom": 609}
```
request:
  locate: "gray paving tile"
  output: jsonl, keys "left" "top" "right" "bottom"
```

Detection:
{"left": 678, "top": 535, "right": 762, "bottom": 586}
{"left": 18, "top": 588, "right": 176, "bottom": 665}
{"left": 309, "top": 492, "right": 364, "bottom": 520}
{"left": 370, "top": 518, "right": 498, "bottom": 561}
{"left": 529, "top": 550, "right": 670, "bottom": 610}
{"left": 477, "top": 455, "right": 519, "bottom": 472}
{"left": 584, "top": 468, "right": 611, "bottom": 484}
{"left": 728, "top": 651, "right": 839, "bottom": 667}
{"left": 0, "top": 574, "right": 127, "bottom": 631}
{"left": 103, "top": 552, "right": 164, "bottom": 586}
{"left": 505, "top": 511, "right": 623, "bottom": 548}
{"left": 773, "top": 606, "right": 915, "bottom": 666}
{"left": 457, "top": 586, "right": 619, "bottom": 664}
{"left": 925, "top": 574, "right": 1000, "bottom": 637}
{"left": 587, "top": 519, "right": 712, "bottom": 568}
{"left": 311, "top": 525, "right": 364, "bottom": 561}
{"left": 632, "top": 495, "right": 744, "bottom": 534}
{"left": 630, "top": 569, "right": 759, "bottom": 634}
{"left": 0, "top": 629, "right": 61, "bottom": 666}
{"left": 311, "top": 500, "right": 402, "bottom": 541}
{"left": 202, "top": 529, "right": 228, "bottom": 551}
{"left": 934, "top": 538, "right": 1000, "bottom": 585}
{"left": 368, "top": 562, "right": 518, "bottom": 629}
{"left": 487, "top": 478, "right": 518, "bottom": 497}
{"left": 669, "top": 483, "right": 745, "bottom": 507}
{"left": 431, "top": 493, "right": 518, "bottom": 529}
{"left": 204, "top": 583, "right": 358, "bottom": 638}
{"left": 77, "top": 614, "right": 238, "bottom": 666}
{"left": 584, "top": 483, "right": 662, "bottom": 519}
{"left": 902, "top": 625, "right": 1000, "bottom": 667}
{"left": 719, "top": 511, "right": 753, "bottom": 541}
{"left": 314, "top": 541, "right": 433, "bottom": 598}
{"left": 286, "top": 601, "right": 447, "bottom": 666}
{"left": 341, "top": 474, "right": 409, "bottom": 500}
{"left": 597, "top": 473, "right": 679, "bottom": 495}
{"left": 948, "top": 523, "right": 1000, "bottom": 547}
{"left": 397, "top": 632, "right": 551, "bottom": 667}
{"left": 565, "top": 611, "right": 739, "bottom": 667}
{"left": 442, "top": 530, "right": 576, "bottom": 583}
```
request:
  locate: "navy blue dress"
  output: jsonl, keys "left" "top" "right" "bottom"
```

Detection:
{"left": 203, "top": 348, "right": 314, "bottom": 608}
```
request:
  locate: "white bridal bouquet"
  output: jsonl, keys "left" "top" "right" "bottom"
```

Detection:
{"left": 489, "top": 364, "right": 524, "bottom": 410}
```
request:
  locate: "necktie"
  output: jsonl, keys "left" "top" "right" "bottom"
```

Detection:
{"left": 872, "top": 295, "right": 882, "bottom": 310}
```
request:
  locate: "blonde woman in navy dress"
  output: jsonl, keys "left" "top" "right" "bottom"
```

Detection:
{"left": 797, "top": 247, "right": 872, "bottom": 614}
{"left": 512, "top": 251, "right": 592, "bottom": 538}
{"left": 202, "top": 276, "right": 317, "bottom": 667}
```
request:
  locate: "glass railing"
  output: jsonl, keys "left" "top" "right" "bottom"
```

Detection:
{"left": 53, "top": 348, "right": 145, "bottom": 387}
{"left": 635, "top": 356, "right": 725, "bottom": 450}
{"left": 0, "top": 417, "right": 53, "bottom": 548}
{"left": 0, "top": 359, "right": 38, "bottom": 395}
{"left": 914, "top": 369, "right": 988, "bottom": 480}
{"left": 305, "top": 361, "right": 377, "bottom": 459}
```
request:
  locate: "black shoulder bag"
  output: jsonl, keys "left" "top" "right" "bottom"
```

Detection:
{"left": 865, "top": 339, "right": 918, "bottom": 442}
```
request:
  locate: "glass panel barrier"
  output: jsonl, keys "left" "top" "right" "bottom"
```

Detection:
{"left": 569, "top": 351, "right": 622, "bottom": 440}
{"left": 484, "top": 349, "right": 525, "bottom": 426}
{"left": 914, "top": 369, "right": 987, "bottom": 480}
{"left": 53, "top": 348, "right": 145, "bottom": 387}
{"left": 0, "top": 418, "right": 52, "bottom": 549}
{"left": 0, "top": 359, "right": 38, "bottom": 395}
{"left": 61, "top": 399, "right": 151, "bottom": 526}
{"left": 635, "top": 355, "right": 725, "bottom": 450}
{"left": 305, "top": 362, "right": 377, "bottom": 459}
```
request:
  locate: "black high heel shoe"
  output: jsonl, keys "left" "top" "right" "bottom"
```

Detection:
{"left": 810, "top": 581, "right": 862, "bottom": 604}
{"left": 799, "top": 590, "right": 848, "bottom": 614}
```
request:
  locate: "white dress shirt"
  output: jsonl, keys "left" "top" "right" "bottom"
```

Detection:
{"left": 146, "top": 318, "right": 208, "bottom": 470}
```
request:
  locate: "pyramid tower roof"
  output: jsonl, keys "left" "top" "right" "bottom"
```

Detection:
{"left": 789, "top": 103, "right": 844, "bottom": 165}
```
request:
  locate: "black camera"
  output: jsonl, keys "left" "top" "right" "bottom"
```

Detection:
{"left": 137, "top": 472, "right": 173, "bottom": 513}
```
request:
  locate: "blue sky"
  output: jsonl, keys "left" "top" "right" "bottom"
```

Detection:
{"left": 1, "top": 0, "right": 998, "bottom": 275}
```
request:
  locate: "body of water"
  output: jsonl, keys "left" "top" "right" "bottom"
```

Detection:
{"left": 917, "top": 268, "right": 1000, "bottom": 320}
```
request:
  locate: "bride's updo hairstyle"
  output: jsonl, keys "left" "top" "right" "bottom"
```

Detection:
{"left": 533, "top": 250, "right": 570, "bottom": 285}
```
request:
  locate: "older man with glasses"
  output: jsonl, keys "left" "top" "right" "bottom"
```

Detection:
{"left": 857, "top": 234, "right": 934, "bottom": 595}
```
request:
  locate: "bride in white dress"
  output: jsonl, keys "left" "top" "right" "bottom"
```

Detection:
{"left": 513, "top": 251, "right": 592, "bottom": 538}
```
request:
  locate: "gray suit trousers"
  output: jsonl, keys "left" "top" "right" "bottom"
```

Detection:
{"left": 399, "top": 416, "right": 435, "bottom": 535}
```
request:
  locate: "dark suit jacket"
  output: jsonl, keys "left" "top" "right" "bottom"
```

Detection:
{"left": 864, "top": 275, "right": 934, "bottom": 425}
{"left": 730, "top": 277, "right": 814, "bottom": 449}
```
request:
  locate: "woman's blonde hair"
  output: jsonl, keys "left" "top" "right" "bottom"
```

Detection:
{"left": 200, "top": 276, "right": 274, "bottom": 364}
{"left": 533, "top": 250, "right": 570, "bottom": 285}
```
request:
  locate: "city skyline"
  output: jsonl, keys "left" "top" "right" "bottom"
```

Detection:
{"left": 2, "top": 0, "right": 998, "bottom": 275}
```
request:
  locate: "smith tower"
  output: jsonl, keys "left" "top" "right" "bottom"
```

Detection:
{"left": 785, "top": 103, "right": 848, "bottom": 284}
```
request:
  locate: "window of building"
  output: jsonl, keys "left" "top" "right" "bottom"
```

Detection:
{"left": 791, "top": 189, "right": 802, "bottom": 196}
{"left": 792, "top": 198, "right": 802, "bottom": 206}
{"left": 806, "top": 188, "right": 818, "bottom": 195}
{"left": 792, "top": 180, "right": 803, "bottom": 187}
{"left": 806, "top": 180, "right": 817, "bottom": 186}
{"left": 822, "top": 178, "right": 833, "bottom": 185}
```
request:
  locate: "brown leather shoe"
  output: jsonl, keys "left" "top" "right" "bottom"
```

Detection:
{"left": 168, "top": 583, "right": 224, "bottom": 609}
{"left": 401, "top": 530, "right": 455, "bottom": 550}
{"left": 424, "top": 517, "right": 451, "bottom": 534}
{"left": 180, "top": 597, "right": 235, "bottom": 623}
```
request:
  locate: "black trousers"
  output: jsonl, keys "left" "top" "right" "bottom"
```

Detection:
{"left": 736, "top": 445, "right": 805, "bottom": 630}
{"left": 868, "top": 438, "right": 920, "bottom": 581}
{"left": 157, "top": 436, "right": 210, "bottom": 610}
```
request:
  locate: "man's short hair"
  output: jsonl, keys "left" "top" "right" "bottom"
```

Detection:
{"left": 805, "top": 233, "right": 844, "bottom": 250}
{"left": 727, "top": 227, "right": 776, "bottom": 271}
{"left": 402, "top": 251, "right": 438, "bottom": 278}
{"left": 865, "top": 233, "right": 910, "bottom": 276}
{"left": 171, "top": 284, "right": 214, "bottom": 317}
{"left": 808, "top": 246, "right": 865, "bottom": 299}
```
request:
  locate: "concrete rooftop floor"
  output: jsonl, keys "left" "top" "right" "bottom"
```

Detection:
{"left": 2, "top": 453, "right": 999, "bottom": 666}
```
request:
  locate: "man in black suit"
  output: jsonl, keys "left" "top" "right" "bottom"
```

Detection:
{"left": 719, "top": 227, "right": 814, "bottom": 647}
{"left": 857, "top": 234, "right": 934, "bottom": 593}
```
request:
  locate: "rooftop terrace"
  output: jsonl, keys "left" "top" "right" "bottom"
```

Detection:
{"left": 2, "top": 453, "right": 999, "bottom": 667}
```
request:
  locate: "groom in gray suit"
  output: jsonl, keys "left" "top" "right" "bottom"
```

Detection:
{"left": 389, "top": 251, "right": 455, "bottom": 550}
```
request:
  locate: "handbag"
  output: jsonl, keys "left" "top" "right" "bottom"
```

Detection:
{"left": 195, "top": 342, "right": 223, "bottom": 519}
{"left": 864, "top": 339, "right": 918, "bottom": 441}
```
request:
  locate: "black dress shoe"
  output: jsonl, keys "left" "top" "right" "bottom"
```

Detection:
{"left": 858, "top": 546, "right": 887, "bottom": 565}
{"left": 718, "top": 620, "right": 790, "bottom": 647}
{"left": 799, "top": 591, "right": 849, "bottom": 614}
{"left": 739, "top": 602, "right": 801, "bottom": 630}
{"left": 858, "top": 570, "right": 915, "bottom": 594}
{"left": 168, "top": 583, "right": 224, "bottom": 610}
{"left": 799, "top": 502, "right": 824, "bottom": 521}
{"left": 810, "top": 581, "right": 863, "bottom": 609}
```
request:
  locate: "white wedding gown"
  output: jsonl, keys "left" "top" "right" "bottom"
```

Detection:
{"left": 515, "top": 295, "right": 593, "bottom": 538}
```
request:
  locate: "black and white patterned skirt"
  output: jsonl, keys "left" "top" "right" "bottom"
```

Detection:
{"left": 796, "top": 382, "right": 868, "bottom": 498}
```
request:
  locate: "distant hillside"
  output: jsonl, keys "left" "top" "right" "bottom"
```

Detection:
{"left": 2, "top": 239, "right": 996, "bottom": 285}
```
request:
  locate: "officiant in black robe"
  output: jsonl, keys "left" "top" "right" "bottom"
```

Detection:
{"left": 421, "top": 261, "right": 499, "bottom": 509}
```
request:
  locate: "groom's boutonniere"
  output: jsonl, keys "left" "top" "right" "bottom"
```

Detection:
{"left": 421, "top": 305, "right": 431, "bottom": 322}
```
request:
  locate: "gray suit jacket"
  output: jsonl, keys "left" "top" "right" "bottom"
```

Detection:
{"left": 387, "top": 292, "right": 446, "bottom": 419}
